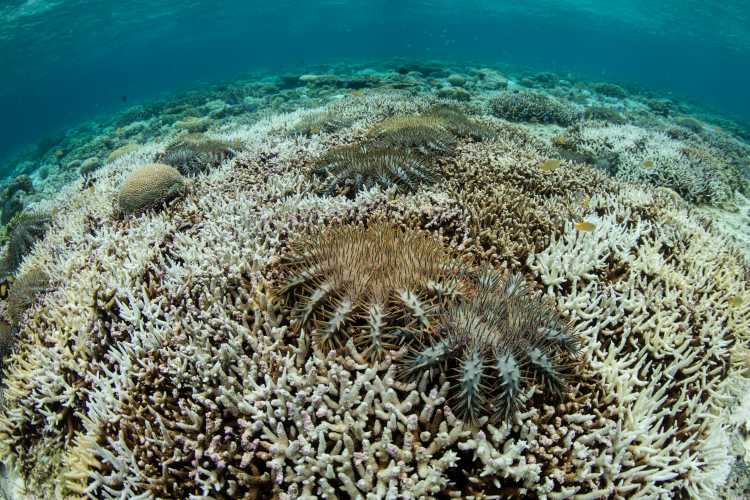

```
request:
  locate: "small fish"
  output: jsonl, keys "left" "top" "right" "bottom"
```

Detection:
{"left": 121, "top": 95, "right": 128, "bottom": 103}
{"left": 539, "top": 159, "right": 561, "bottom": 172}
{"left": 728, "top": 295, "right": 743, "bottom": 307}
{"left": 310, "top": 127, "right": 321, "bottom": 134}
{"left": 0, "top": 277, "right": 14, "bottom": 300}
{"left": 575, "top": 221, "right": 596, "bottom": 232}
{"left": 642, "top": 159, "right": 654, "bottom": 169}
{"left": 581, "top": 196, "right": 590, "bottom": 209}
{"left": 350, "top": 90, "right": 365, "bottom": 97}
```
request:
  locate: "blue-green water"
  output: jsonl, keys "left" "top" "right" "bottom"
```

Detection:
{"left": 1, "top": 0, "right": 749, "bottom": 164}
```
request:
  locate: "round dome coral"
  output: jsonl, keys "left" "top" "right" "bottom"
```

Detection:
{"left": 117, "top": 163, "right": 186, "bottom": 215}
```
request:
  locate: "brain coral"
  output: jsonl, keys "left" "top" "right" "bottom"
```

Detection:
{"left": 117, "top": 163, "right": 187, "bottom": 215}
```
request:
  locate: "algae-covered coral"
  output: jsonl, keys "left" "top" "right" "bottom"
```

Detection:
{"left": 0, "top": 62, "right": 749, "bottom": 499}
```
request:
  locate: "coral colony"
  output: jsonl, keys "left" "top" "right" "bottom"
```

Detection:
{"left": 0, "top": 61, "right": 749, "bottom": 499}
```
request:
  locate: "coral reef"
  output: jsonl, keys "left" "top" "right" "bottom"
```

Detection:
{"left": 291, "top": 109, "right": 352, "bottom": 136}
{"left": 117, "top": 163, "right": 187, "bottom": 215}
{"left": 0, "top": 176, "right": 35, "bottom": 226}
{"left": 428, "top": 104, "right": 495, "bottom": 140}
{"left": 583, "top": 105, "right": 626, "bottom": 124}
{"left": 442, "top": 125, "right": 613, "bottom": 267}
{"left": 0, "top": 63, "right": 748, "bottom": 500}
{"left": 174, "top": 116, "right": 211, "bottom": 132}
{"left": 591, "top": 82, "right": 628, "bottom": 98}
{"left": 1, "top": 176, "right": 33, "bottom": 199}
{"left": 676, "top": 115, "right": 704, "bottom": 133}
{"left": 436, "top": 86, "right": 471, "bottom": 101}
{"left": 106, "top": 143, "right": 139, "bottom": 164}
{"left": 558, "top": 121, "right": 743, "bottom": 205}
{"left": 78, "top": 157, "right": 101, "bottom": 177}
{"left": 0, "top": 321, "right": 12, "bottom": 363}
{"left": 490, "top": 90, "right": 580, "bottom": 126}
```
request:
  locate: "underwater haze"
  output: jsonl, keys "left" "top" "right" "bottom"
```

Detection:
{"left": 1, "top": 0, "right": 750, "bottom": 161}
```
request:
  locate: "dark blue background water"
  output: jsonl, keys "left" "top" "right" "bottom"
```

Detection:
{"left": 1, "top": 0, "right": 749, "bottom": 163}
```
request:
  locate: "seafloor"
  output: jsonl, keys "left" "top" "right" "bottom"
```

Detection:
{"left": 0, "top": 60, "right": 749, "bottom": 499}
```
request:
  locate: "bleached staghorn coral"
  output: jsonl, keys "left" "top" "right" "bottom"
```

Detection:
{"left": 442, "top": 128, "right": 613, "bottom": 267}
{"left": 698, "top": 192, "right": 750, "bottom": 262}
{"left": 559, "top": 121, "right": 742, "bottom": 205}
{"left": 529, "top": 188, "right": 750, "bottom": 498}
{"left": 0, "top": 91, "right": 748, "bottom": 499}
{"left": 0, "top": 114, "right": 473, "bottom": 497}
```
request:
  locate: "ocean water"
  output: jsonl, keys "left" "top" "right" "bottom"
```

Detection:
{"left": 1, "top": 0, "right": 750, "bottom": 164}
{"left": 2, "top": 2, "right": 750, "bottom": 499}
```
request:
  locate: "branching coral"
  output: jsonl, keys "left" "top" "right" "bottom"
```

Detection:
{"left": 274, "top": 223, "right": 462, "bottom": 361}
{"left": 106, "top": 143, "right": 139, "bottom": 164}
{"left": 490, "top": 90, "right": 580, "bottom": 126}
{"left": 583, "top": 106, "right": 626, "bottom": 124}
{"left": 442, "top": 135, "right": 613, "bottom": 266}
{"left": 291, "top": 108, "right": 352, "bottom": 136}
{"left": 403, "top": 267, "right": 579, "bottom": 423}
{"left": 312, "top": 143, "right": 437, "bottom": 197}
{"left": 0, "top": 89, "right": 747, "bottom": 500}
{"left": 526, "top": 188, "right": 750, "bottom": 498}
{"left": 558, "top": 122, "right": 742, "bottom": 205}
{"left": 0, "top": 320, "right": 13, "bottom": 365}
{"left": 428, "top": 104, "right": 495, "bottom": 140}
